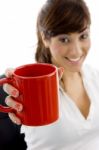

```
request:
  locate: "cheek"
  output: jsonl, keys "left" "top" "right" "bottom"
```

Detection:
{"left": 84, "top": 40, "right": 91, "bottom": 53}
{"left": 50, "top": 44, "right": 64, "bottom": 55}
{"left": 86, "top": 43, "right": 91, "bottom": 52}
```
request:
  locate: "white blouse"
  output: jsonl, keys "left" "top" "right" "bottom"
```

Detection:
{"left": 21, "top": 64, "right": 99, "bottom": 150}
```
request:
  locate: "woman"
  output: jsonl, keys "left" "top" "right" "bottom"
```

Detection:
{"left": 3, "top": 0, "right": 99, "bottom": 149}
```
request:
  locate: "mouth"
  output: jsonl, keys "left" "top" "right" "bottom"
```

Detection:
{"left": 64, "top": 56, "right": 83, "bottom": 64}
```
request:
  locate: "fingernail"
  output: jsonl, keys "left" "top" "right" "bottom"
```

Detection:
{"left": 14, "top": 120, "right": 21, "bottom": 125}
{"left": 12, "top": 90, "right": 19, "bottom": 97}
{"left": 15, "top": 103, "right": 22, "bottom": 112}
{"left": 6, "top": 70, "right": 13, "bottom": 78}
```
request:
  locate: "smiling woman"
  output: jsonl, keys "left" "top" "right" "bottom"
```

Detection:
{"left": 1, "top": 0, "right": 99, "bottom": 150}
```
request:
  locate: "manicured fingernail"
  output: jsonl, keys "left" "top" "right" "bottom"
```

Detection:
{"left": 12, "top": 90, "right": 19, "bottom": 97}
{"left": 15, "top": 103, "right": 22, "bottom": 112}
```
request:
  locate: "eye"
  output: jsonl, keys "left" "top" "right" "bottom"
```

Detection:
{"left": 59, "top": 37, "right": 69, "bottom": 43}
{"left": 80, "top": 33, "right": 89, "bottom": 40}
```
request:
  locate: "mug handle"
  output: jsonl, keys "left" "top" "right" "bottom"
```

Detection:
{"left": 0, "top": 78, "right": 15, "bottom": 113}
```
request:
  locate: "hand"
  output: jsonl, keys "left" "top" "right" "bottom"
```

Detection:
{"left": 3, "top": 68, "right": 22, "bottom": 125}
{"left": 57, "top": 67, "right": 64, "bottom": 80}
{"left": 3, "top": 67, "right": 64, "bottom": 125}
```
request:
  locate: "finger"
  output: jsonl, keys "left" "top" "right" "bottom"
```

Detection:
{"left": 8, "top": 112, "right": 21, "bottom": 125}
{"left": 5, "top": 68, "right": 14, "bottom": 78}
{"left": 3, "top": 83, "right": 19, "bottom": 98}
{"left": 58, "top": 67, "right": 64, "bottom": 80}
{"left": 5, "top": 96, "right": 23, "bottom": 112}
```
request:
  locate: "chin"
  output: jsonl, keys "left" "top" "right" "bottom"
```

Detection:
{"left": 63, "top": 58, "right": 85, "bottom": 72}
{"left": 64, "top": 64, "right": 83, "bottom": 73}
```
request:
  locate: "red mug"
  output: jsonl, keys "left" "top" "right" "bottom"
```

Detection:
{"left": 0, "top": 63, "right": 59, "bottom": 126}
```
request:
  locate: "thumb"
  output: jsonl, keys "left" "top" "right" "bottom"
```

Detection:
{"left": 57, "top": 67, "right": 64, "bottom": 80}
{"left": 5, "top": 68, "right": 14, "bottom": 78}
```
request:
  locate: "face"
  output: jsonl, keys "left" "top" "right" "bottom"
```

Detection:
{"left": 44, "top": 27, "right": 91, "bottom": 73}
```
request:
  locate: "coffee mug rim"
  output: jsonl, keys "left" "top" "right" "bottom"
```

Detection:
{"left": 13, "top": 63, "right": 57, "bottom": 79}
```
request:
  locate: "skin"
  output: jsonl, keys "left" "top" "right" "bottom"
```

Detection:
{"left": 43, "top": 27, "right": 91, "bottom": 119}
{"left": 3, "top": 27, "right": 91, "bottom": 124}
{"left": 44, "top": 27, "right": 91, "bottom": 72}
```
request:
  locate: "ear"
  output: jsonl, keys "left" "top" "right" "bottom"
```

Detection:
{"left": 40, "top": 32, "right": 50, "bottom": 48}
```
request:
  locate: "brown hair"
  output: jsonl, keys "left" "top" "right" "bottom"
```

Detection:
{"left": 35, "top": 0, "right": 91, "bottom": 63}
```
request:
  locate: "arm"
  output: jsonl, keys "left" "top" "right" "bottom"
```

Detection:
{"left": 0, "top": 75, "right": 27, "bottom": 150}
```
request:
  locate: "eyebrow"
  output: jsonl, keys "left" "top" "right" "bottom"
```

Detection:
{"left": 59, "top": 26, "right": 90, "bottom": 37}
{"left": 79, "top": 26, "right": 89, "bottom": 33}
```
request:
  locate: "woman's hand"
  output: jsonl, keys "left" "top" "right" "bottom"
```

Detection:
{"left": 3, "top": 68, "right": 22, "bottom": 125}
{"left": 3, "top": 67, "right": 64, "bottom": 125}
{"left": 57, "top": 67, "right": 64, "bottom": 80}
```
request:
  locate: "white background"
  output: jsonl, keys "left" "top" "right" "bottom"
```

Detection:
{"left": 0, "top": 0, "right": 98, "bottom": 73}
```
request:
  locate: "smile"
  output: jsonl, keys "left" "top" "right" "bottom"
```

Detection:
{"left": 65, "top": 57, "right": 81, "bottom": 61}
{"left": 65, "top": 56, "right": 82, "bottom": 64}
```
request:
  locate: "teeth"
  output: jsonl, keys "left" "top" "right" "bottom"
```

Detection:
{"left": 67, "top": 57, "right": 81, "bottom": 62}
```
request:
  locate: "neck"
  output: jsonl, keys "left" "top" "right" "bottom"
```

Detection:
{"left": 62, "top": 69, "right": 81, "bottom": 81}
{"left": 60, "top": 70, "right": 82, "bottom": 92}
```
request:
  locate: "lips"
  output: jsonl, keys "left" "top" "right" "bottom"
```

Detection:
{"left": 65, "top": 57, "right": 81, "bottom": 61}
{"left": 65, "top": 56, "right": 82, "bottom": 64}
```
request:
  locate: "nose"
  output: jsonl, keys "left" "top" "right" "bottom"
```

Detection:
{"left": 69, "top": 41, "right": 83, "bottom": 58}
